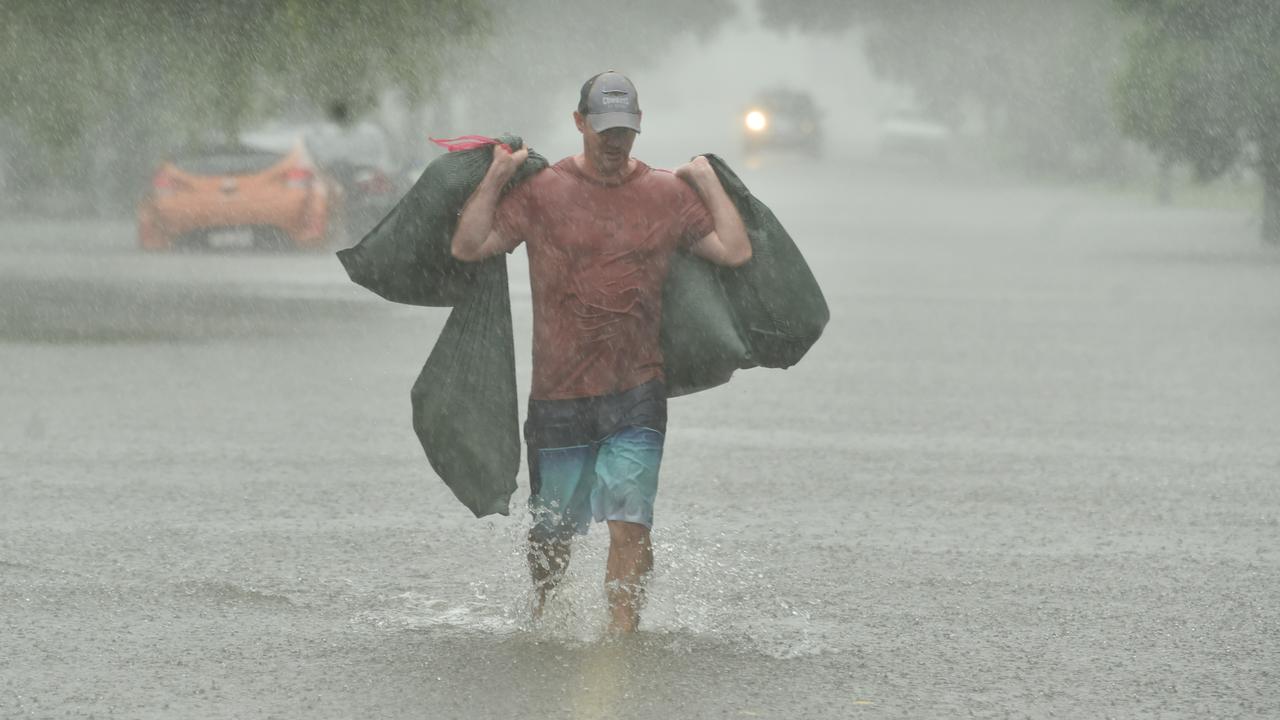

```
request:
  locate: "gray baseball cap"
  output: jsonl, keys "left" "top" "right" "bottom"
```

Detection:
{"left": 578, "top": 71, "right": 642, "bottom": 134}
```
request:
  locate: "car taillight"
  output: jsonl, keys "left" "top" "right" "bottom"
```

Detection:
{"left": 285, "top": 167, "right": 314, "bottom": 189}
{"left": 153, "top": 171, "right": 178, "bottom": 197}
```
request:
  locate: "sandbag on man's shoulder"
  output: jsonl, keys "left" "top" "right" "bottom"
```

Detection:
{"left": 661, "top": 153, "right": 829, "bottom": 396}
{"left": 337, "top": 137, "right": 547, "bottom": 307}
{"left": 336, "top": 136, "right": 546, "bottom": 518}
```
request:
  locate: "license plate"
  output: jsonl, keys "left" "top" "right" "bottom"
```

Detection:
{"left": 207, "top": 228, "right": 254, "bottom": 248}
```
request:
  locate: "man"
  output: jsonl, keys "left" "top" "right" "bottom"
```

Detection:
{"left": 451, "top": 71, "right": 751, "bottom": 633}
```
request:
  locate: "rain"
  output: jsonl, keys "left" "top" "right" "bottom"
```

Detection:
{"left": 2, "top": 1, "right": 1279, "bottom": 717}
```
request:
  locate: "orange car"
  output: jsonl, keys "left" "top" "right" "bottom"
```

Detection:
{"left": 137, "top": 142, "right": 343, "bottom": 251}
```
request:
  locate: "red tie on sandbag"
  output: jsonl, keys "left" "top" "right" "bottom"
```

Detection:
{"left": 429, "top": 135, "right": 512, "bottom": 153}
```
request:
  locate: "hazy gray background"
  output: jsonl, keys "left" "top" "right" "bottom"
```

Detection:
{"left": 3, "top": 1, "right": 1279, "bottom": 718}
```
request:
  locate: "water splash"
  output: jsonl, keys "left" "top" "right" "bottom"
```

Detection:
{"left": 353, "top": 515, "right": 842, "bottom": 659}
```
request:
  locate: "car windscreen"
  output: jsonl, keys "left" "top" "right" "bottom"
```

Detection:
{"left": 172, "top": 148, "right": 283, "bottom": 176}
{"left": 759, "top": 91, "right": 817, "bottom": 116}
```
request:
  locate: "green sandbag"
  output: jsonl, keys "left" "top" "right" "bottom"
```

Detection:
{"left": 338, "top": 142, "right": 827, "bottom": 518}
{"left": 338, "top": 137, "right": 546, "bottom": 517}
{"left": 337, "top": 138, "right": 546, "bottom": 307}
{"left": 659, "top": 255, "right": 747, "bottom": 396}
{"left": 661, "top": 154, "right": 829, "bottom": 396}
{"left": 409, "top": 262, "right": 518, "bottom": 517}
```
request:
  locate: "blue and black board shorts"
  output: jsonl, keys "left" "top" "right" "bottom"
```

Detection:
{"left": 524, "top": 379, "right": 667, "bottom": 540}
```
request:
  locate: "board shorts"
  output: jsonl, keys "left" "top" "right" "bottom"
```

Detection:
{"left": 524, "top": 379, "right": 667, "bottom": 541}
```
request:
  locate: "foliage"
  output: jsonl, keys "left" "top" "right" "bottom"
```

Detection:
{"left": 1115, "top": 0, "right": 1280, "bottom": 241}
{"left": 0, "top": 0, "right": 733, "bottom": 206}
{"left": 1115, "top": 0, "right": 1280, "bottom": 176}
{"left": 0, "top": 1, "right": 488, "bottom": 157}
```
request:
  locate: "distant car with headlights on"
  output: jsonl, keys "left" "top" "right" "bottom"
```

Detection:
{"left": 137, "top": 142, "right": 343, "bottom": 251}
{"left": 742, "top": 88, "right": 822, "bottom": 158}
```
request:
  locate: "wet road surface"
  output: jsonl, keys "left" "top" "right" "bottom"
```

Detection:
{"left": 3, "top": 158, "right": 1279, "bottom": 718}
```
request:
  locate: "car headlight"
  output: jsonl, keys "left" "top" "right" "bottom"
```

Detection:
{"left": 745, "top": 110, "right": 768, "bottom": 133}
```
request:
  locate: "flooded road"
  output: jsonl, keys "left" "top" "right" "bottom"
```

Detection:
{"left": 3, "top": 157, "right": 1279, "bottom": 718}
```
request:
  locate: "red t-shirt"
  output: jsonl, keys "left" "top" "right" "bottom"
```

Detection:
{"left": 494, "top": 156, "right": 714, "bottom": 400}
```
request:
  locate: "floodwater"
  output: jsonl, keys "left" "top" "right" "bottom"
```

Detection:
{"left": 3, "top": 152, "right": 1279, "bottom": 718}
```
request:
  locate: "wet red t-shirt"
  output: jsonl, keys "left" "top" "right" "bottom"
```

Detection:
{"left": 494, "top": 156, "right": 714, "bottom": 400}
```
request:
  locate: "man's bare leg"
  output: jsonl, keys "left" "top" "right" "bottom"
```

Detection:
{"left": 605, "top": 520, "right": 653, "bottom": 633}
{"left": 528, "top": 529, "right": 571, "bottom": 620}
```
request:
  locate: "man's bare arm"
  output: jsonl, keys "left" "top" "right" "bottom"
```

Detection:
{"left": 676, "top": 156, "right": 752, "bottom": 268}
{"left": 451, "top": 146, "right": 530, "bottom": 262}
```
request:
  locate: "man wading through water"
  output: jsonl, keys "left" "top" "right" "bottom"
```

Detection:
{"left": 451, "top": 71, "right": 751, "bottom": 633}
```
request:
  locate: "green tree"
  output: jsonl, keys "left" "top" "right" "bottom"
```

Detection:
{"left": 0, "top": 0, "right": 731, "bottom": 209}
{"left": 1114, "top": 0, "right": 1280, "bottom": 243}
{"left": 0, "top": 0, "right": 487, "bottom": 204}
{"left": 758, "top": 0, "right": 1129, "bottom": 176}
